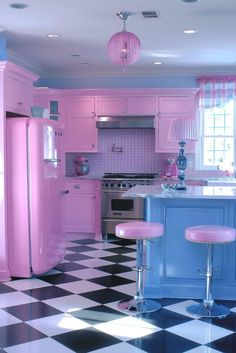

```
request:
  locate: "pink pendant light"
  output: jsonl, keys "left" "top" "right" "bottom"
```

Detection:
{"left": 107, "top": 11, "right": 141, "bottom": 69}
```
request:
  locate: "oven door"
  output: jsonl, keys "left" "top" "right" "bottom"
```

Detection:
{"left": 102, "top": 190, "right": 144, "bottom": 219}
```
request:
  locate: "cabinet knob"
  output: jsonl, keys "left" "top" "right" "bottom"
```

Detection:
{"left": 17, "top": 102, "right": 23, "bottom": 106}
{"left": 74, "top": 184, "right": 80, "bottom": 189}
{"left": 91, "top": 144, "right": 95, "bottom": 148}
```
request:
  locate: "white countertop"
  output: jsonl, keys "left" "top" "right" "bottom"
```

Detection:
{"left": 123, "top": 185, "right": 236, "bottom": 199}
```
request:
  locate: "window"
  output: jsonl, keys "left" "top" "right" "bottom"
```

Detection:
{"left": 197, "top": 77, "right": 236, "bottom": 172}
{"left": 198, "top": 99, "right": 235, "bottom": 171}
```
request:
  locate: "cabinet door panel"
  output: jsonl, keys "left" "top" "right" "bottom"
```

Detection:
{"left": 97, "top": 97, "right": 125, "bottom": 115}
{"left": 70, "top": 97, "right": 95, "bottom": 116}
{"left": 67, "top": 116, "right": 96, "bottom": 151}
{"left": 126, "top": 96, "right": 156, "bottom": 115}
{"left": 158, "top": 96, "right": 192, "bottom": 115}
{"left": 64, "top": 193, "right": 96, "bottom": 233}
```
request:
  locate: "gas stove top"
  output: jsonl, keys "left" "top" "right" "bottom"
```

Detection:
{"left": 102, "top": 172, "right": 159, "bottom": 190}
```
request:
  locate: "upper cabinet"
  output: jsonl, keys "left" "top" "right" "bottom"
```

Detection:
{"left": 155, "top": 94, "right": 196, "bottom": 153}
{"left": 66, "top": 96, "right": 98, "bottom": 152}
{"left": 3, "top": 62, "right": 39, "bottom": 116}
{"left": 97, "top": 95, "right": 156, "bottom": 115}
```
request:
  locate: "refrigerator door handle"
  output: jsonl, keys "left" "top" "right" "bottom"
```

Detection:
{"left": 44, "top": 158, "right": 61, "bottom": 163}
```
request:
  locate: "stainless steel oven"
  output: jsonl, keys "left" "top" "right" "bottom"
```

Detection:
{"left": 101, "top": 173, "right": 158, "bottom": 238}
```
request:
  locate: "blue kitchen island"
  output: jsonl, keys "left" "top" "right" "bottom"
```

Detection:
{"left": 123, "top": 185, "right": 236, "bottom": 300}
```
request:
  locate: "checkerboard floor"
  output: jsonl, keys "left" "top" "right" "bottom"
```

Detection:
{"left": 1, "top": 237, "right": 236, "bottom": 353}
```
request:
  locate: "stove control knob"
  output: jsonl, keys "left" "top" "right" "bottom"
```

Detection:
{"left": 117, "top": 183, "right": 121, "bottom": 188}
{"left": 122, "top": 183, "right": 127, "bottom": 188}
{"left": 110, "top": 183, "right": 114, "bottom": 187}
{"left": 105, "top": 183, "right": 109, "bottom": 188}
{"left": 128, "top": 183, "right": 133, "bottom": 188}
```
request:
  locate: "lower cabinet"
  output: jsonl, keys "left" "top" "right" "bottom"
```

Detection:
{"left": 64, "top": 180, "right": 101, "bottom": 239}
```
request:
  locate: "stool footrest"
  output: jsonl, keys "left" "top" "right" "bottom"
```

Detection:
{"left": 186, "top": 302, "right": 230, "bottom": 318}
{"left": 118, "top": 298, "right": 161, "bottom": 314}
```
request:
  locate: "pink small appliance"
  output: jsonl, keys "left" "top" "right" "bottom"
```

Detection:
{"left": 74, "top": 155, "right": 90, "bottom": 176}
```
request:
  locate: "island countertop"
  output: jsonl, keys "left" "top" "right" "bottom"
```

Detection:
{"left": 123, "top": 184, "right": 236, "bottom": 199}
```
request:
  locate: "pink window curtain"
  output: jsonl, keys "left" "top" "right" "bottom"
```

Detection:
{"left": 198, "top": 77, "right": 236, "bottom": 109}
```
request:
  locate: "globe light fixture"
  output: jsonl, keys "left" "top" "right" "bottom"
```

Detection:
{"left": 107, "top": 11, "right": 141, "bottom": 69}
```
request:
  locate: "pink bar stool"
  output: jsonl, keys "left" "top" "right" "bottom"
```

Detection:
{"left": 115, "top": 221, "right": 164, "bottom": 313}
{"left": 185, "top": 225, "right": 236, "bottom": 318}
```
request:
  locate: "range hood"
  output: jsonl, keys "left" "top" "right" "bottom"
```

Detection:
{"left": 96, "top": 115, "right": 155, "bottom": 129}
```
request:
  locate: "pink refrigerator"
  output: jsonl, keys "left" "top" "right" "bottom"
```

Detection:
{"left": 6, "top": 117, "right": 65, "bottom": 278}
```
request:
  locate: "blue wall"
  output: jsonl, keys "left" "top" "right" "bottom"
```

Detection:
{"left": 35, "top": 75, "right": 198, "bottom": 89}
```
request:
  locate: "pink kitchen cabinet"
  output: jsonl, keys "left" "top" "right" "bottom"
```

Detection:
{"left": 155, "top": 94, "right": 196, "bottom": 153}
{"left": 4, "top": 62, "right": 38, "bottom": 116}
{"left": 64, "top": 180, "right": 101, "bottom": 239}
{"left": 97, "top": 95, "right": 156, "bottom": 115}
{"left": 66, "top": 96, "right": 98, "bottom": 152}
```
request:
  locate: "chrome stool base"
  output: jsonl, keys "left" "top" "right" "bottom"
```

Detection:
{"left": 186, "top": 302, "right": 230, "bottom": 318}
{"left": 118, "top": 298, "right": 161, "bottom": 314}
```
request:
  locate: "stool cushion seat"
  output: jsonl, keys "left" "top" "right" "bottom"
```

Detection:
{"left": 185, "top": 225, "right": 236, "bottom": 244}
{"left": 116, "top": 221, "right": 164, "bottom": 240}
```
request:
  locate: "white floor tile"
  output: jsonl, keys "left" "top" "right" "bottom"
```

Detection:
{"left": 88, "top": 242, "right": 122, "bottom": 249}
{"left": 57, "top": 279, "right": 105, "bottom": 294}
{"left": 43, "top": 294, "right": 98, "bottom": 313}
{"left": 26, "top": 313, "right": 90, "bottom": 336}
{"left": 0, "top": 292, "right": 38, "bottom": 309}
{"left": 95, "top": 315, "right": 161, "bottom": 341}
{"left": 4, "top": 337, "right": 75, "bottom": 353}
{"left": 82, "top": 249, "right": 116, "bottom": 258}
{"left": 5, "top": 278, "right": 52, "bottom": 291}
{"left": 91, "top": 342, "right": 147, "bottom": 353}
{"left": 117, "top": 271, "right": 136, "bottom": 281}
{"left": 112, "top": 282, "right": 136, "bottom": 296}
{"left": 122, "top": 260, "right": 136, "bottom": 268}
{"left": 67, "top": 268, "right": 108, "bottom": 279}
{"left": 164, "top": 300, "right": 201, "bottom": 318}
{"left": 0, "top": 309, "right": 21, "bottom": 326}
{"left": 184, "top": 346, "right": 222, "bottom": 353}
{"left": 76, "top": 258, "right": 113, "bottom": 267}
{"left": 166, "top": 319, "right": 233, "bottom": 344}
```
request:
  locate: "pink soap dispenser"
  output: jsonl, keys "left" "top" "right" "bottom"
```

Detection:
{"left": 164, "top": 157, "right": 177, "bottom": 178}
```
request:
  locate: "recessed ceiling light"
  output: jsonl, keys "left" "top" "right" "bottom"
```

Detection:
{"left": 71, "top": 54, "right": 80, "bottom": 57}
{"left": 182, "top": 0, "right": 199, "bottom": 3}
{"left": 81, "top": 62, "right": 91, "bottom": 65}
{"left": 153, "top": 61, "right": 162, "bottom": 65}
{"left": 9, "top": 3, "right": 28, "bottom": 9}
{"left": 47, "top": 33, "right": 60, "bottom": 38}
{"left": 183, "top": 29, "right": 198, "bottom": 34}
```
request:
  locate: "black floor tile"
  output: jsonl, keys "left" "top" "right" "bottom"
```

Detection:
{"left": 55, "top": 262, "right": 88, "bottom": 272}
{"left": 80, "top": 288, "right": 131, "bottom": 304}
{"left": 3, "top": 301, "right": 62, "bottom": 321}
{"left": 38, "top": 273, "right": 80, "bottom": 285}
{"left": 64, "top": 253, "right": 93, "bottom": 261}
{"left": 96, "top": 263, "right": 132, "bottom": 274}
{"left": 65, "top": 245, "right": 97, "bottom": 252}
{"left": 138, "top": 308, "right": 193, "bottom": 329}
{"left": 0, "top": 323, "right": 46, "bottom": 348}
{"left": 106, "top": 246, "right": 136, "bottom": 254}
{"left": 22, "top": 286, "right": 72, "bottom": 300}
{"left": 53, "top": 327, "right": 121, "bottom": 353}
{"left": 70, "top": 304, "right": 126, "bottom": 325}
{"left": 0, "top": 283, "right": 16, "bottom": 294}
{"left": 89, "top": 274, "right": 134, "bottom": 288}
{"left": 128, "top": 330, "right": 199, "bottom": 353}
{"left": 101, "top": 254, "right": 135, "bottom": 263}
{"left": 72, "top": 239, "right": 101, "bottom": 245}
{"left": 208, "top": 332, "right": 236, "bottom": 353}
